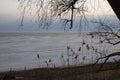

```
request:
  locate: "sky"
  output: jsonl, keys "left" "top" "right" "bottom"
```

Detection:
{"left": 0, "top": 0, "right": 118, "bottom": 32}
{"left": 0, "top": 0, "right": 19, "bottom": 32}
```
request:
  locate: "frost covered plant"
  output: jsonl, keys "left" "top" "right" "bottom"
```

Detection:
{"left": 44, "top": 58, "right": 55, "bottom": 67}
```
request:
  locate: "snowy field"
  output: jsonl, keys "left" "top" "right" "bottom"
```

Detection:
{"left": 0, "top": 32, "right": 119, "bottom": 72}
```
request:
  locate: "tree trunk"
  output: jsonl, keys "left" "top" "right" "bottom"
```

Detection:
{"left": 70, "top": 6, "right": 74, "bottom": 30}
{"left": 107, "top": 0, "right": 120, "bottom": 20}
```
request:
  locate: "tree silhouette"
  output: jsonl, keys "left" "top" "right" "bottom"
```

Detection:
{"left": 50, "top": 0, "right": 87, "bottom": 30}
{"left": 18, "top": 0, "right": 87, "bottom": 30}
{"left": 107, "top": 0, "right": 120, "bottom": 20}
{"left": 91, "top": 19, "right": 120, "bottom": 71}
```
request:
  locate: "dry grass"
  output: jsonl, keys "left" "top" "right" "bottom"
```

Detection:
{"left": 0, "top": 62, "right": 120, "bottom": 80}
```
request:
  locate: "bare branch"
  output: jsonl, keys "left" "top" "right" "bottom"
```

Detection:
{"left": 94, "top": 52, "right": 120, "bottom": 71}
{"left": 18, "top": 0, "right": 87, "bottom": 30}
{"left": 90, "top": 20, "right": 120, "bottom": 45}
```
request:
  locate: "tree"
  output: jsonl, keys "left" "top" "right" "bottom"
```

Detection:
{"left": 89, "top": 0, "right": 120, "bottom": 68}
{"left": 90, "top": 18, "right": 120, "bottom": 71}
{"left": 87, "top": 0, "right": 120, "bottom": 71}
{"left": 18, "top": 0, "right": 52, "bottom": 28}
{"left": 18, "top": 0, "right": 87, "bottom": 30}
{"left": 94, "top": 52, "right": 120, "bottom": 71}
{"left": 107, "top": 0, "right": 120, "bottom": 20}
{"left": 50, "top": 0, "right": 87, "bottom": 30}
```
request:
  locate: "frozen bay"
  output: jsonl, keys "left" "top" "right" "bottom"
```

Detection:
{"left": 0, "top": 32, "right": 119, "bottom": 72}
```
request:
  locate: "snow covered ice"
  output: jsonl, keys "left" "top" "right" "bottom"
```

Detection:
{"left": 0, "top": 32, "right": 119, "bottom": 72}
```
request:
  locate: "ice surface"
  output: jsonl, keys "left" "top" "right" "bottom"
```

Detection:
{"left": 0, "top": 32, "right": 119, "bottom": 72}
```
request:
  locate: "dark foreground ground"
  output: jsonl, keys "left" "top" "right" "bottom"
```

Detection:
{"left": 0, "top": 62, "right": 120, "bottom": 80}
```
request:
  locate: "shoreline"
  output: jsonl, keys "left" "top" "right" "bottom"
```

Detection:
{"left": 0, "top": 62, "right": 120, "bottom": 80}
